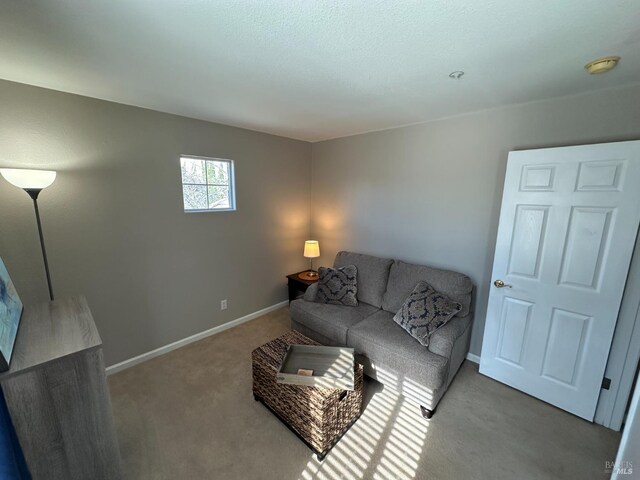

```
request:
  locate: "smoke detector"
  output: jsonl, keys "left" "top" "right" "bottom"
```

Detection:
{"left": 584, "top": 56, "right": 620, "bottom": 74}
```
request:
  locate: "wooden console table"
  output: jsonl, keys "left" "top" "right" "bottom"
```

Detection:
{"left": 0, "top": 296, "right": 122, "bottom": 479}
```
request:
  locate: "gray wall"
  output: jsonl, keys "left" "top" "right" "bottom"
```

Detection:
{"left": 0, "top": 80, "right": 311, "bottom": 366}
{"left": 3, "top": 78, "right": 639, "bottom": 365}
{"left": 311, "top": 83, "right": 640, "bottom": 356}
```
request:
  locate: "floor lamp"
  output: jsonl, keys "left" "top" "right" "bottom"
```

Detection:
{"left": 0, "top": 168, "right": 57, "bottom": 301}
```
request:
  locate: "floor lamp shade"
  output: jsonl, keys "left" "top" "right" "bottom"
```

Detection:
{"left": 0, "top": 169, "right": 56, "bottom": 190}
{"left": 0, "top": 168, "right": 57, "bottom": 301}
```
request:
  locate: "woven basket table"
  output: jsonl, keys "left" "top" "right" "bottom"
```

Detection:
{"left": 252, "top": 330, "right": 363, "bottom": 460}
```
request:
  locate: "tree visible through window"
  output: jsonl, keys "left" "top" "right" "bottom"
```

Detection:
{"left": 180, "top": 156, "right": 236, "bottom": 211}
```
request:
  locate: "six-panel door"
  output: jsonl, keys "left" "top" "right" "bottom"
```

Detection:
{"left": 480, "top": 141, "right": 640, "bottom": 420}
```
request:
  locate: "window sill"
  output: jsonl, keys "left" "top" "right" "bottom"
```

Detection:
{"left": 184, "top": 208, "right": 236, "bottom": 213}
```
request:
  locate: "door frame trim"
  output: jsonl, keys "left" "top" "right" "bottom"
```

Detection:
{"left": 595, "top": 229, "right": 640, "bottom": 431}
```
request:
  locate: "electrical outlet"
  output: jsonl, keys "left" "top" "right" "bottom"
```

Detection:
{"left": 220, "top": 299, "right": 228, "bottom": 310}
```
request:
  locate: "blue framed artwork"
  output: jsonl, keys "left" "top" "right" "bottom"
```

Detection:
{"left": 0, "top": 258, "right": 23, "bottom": 372}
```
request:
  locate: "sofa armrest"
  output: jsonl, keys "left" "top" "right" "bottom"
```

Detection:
{"left": 304, "top": 283, "right": 319, "bottom": 302}
{"left": 428, "top": 314, "right": 472, "bottom": 358}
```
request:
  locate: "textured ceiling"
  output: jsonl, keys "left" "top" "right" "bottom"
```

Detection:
{"left": 1, "top": 1, "right": 639, "bottom": 141}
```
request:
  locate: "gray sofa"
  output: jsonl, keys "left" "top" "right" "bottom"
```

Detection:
{"left": 290, "top": 251, "right": 474, "bottom": 418}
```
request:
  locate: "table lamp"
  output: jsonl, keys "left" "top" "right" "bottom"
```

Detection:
{"left": 303, "top": 240, "right": 320, "bottom": 278}
{"left": 0, "top": 168, "right": 57, "bottom": 301}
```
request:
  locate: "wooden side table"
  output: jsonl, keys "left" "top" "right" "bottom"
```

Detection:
{"left": 287, "top": 271, "right": 319, "bottom": 303}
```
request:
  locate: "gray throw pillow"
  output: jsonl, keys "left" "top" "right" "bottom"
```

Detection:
{"left": 393, "top": 281, "right": 461, "bottom": 347}
{"left": 315, "top": 265, "right": 358, "bottom": 307}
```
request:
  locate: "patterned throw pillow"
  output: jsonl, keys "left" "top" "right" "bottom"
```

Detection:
{"left": 393, "top": 281, "right": 461, "bottom": 347}
{"left": 315, "top": 265, "right": 358, "bottom": 307}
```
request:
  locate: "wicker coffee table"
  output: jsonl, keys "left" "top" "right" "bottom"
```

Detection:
{"left": 252, "top": 330, "right": 363, "bottom": 460}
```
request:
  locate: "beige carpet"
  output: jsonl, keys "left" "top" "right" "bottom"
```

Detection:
{"left": 108, "top": 308, "right": 620, "bottom": 479}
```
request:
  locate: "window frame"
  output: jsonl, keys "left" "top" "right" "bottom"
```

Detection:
{"left": 179, "top": 155, "right": 236, "bottom": 213}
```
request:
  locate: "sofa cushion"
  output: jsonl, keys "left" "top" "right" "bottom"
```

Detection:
{"left": 316, "top": 265, "right": 358, "bottom": 306}
{"left": 393, "top": 281, "right": 461, "bottom": 347}
{"left": 289, "top": 299, "right": 378, "bottom": 345}
{"left": 291, "top": 319, "right": 338, "bottom": 348}
{"left": 334, "top": 251, "right": 393, "bottom": 308}
{"left": 347, "top": 310, "right": 449, "bottom": 391}
{"left": 382, "top": 260, "right": 473, "bottom": 316}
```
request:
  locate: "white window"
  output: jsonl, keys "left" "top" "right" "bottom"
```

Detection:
{"left": 180, "top": 156, "right": 236, "bottom": 212}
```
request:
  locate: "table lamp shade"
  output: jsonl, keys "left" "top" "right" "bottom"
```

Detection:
{"left": 0, "top": 169, "right": 56, "bottom": 190}
{"left": 303, "top": 240, "right": 320, "bottom": 258}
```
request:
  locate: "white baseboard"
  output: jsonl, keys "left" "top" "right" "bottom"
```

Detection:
{"left": 466, "top": 353, "right": 481, "bottom": 364}
{"left": 106, "top": 300, "right": 289, "bottom": 375}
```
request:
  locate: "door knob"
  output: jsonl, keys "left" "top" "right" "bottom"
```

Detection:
{"left": 494, "top": 279, "right": 512, "bottom": 288}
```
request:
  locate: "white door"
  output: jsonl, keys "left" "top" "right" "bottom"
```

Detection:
{"left": 480, "top": 140, "right": 640, "bottom": 421}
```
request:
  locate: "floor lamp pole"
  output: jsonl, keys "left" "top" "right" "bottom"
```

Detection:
{"left": 26, "top": 189, "right": 54, "bottom": 301}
